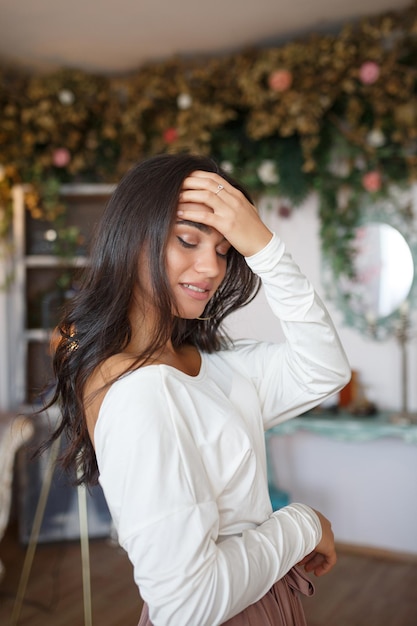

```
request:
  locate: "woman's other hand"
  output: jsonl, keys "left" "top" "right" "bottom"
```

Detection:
{"left": 298, "top": 510, "right": 337, "bottom": 577}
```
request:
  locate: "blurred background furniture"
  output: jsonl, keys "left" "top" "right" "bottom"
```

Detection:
{"left": 0, "top": 412, "right": 34, "bottom": 581}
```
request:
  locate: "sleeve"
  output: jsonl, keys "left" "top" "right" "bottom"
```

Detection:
{"left": 241, "top": 233, "right": 351, "bottom": 429}
{"left": 94, "top": 369, "right": 322, "bottom": 626}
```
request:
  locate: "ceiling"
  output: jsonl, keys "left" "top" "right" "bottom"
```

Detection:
{"left": 0, "top": 0, "right": 412, "bottom": 74}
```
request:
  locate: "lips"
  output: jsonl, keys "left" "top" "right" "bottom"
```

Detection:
{"left": 183, "top": 283, "right": 206, "bottom": 293}
{"left": 181, "top": 282, "right": 211, "bottom": 301}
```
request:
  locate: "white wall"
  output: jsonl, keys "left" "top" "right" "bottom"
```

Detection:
{"left": 225, "top": 193, "right": 417, "bottom": 554}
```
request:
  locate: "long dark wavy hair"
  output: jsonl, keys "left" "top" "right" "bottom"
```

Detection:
{"left": 42, "top": 153, "right": 261, "bottom": 484}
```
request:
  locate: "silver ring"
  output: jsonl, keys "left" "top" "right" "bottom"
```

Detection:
{"left": 215, "top": 184, "right": 224, "bottom": 195}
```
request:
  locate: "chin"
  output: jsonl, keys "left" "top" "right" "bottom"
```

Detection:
{"left": 175, "top": 311, "right": 200, "bottom": 320}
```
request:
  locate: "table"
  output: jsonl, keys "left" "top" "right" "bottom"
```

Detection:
{"left": 265, "top": 410, "right": 417, "bottom": 554}
{"left": 266, "top": 411, "right": 417, "bottom": 444}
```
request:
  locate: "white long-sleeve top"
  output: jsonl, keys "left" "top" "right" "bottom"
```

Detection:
{"left": 94, "top": 233, "right": 350, "bottom": 626}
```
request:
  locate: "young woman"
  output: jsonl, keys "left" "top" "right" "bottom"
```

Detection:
{"left": 47, "top": 153, "right": 350, "bottom": 625}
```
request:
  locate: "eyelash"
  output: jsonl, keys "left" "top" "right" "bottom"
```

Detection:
{"left": 177, "top": 236, "right": 195, "bottom": 249}
{"left": 177, "top": 237, "right": 229, "bottom": 259}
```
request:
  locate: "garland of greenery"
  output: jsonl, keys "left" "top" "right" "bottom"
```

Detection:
{"left": 1, "top": 2, "right": 417, "bottom": 278}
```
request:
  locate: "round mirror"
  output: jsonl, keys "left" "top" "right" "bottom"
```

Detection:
{"left": 339, "top": 222, "right": 414, "bottom": 322}
{"left": 321, "top": 186, "right": 417, "bottom": 339}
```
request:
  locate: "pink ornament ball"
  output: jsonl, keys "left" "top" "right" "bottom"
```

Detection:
{"left": 268, "top": 69, "right": 293, "bottom": 92}
{"left": 359, "top": 61, "right": 380, "bottom": 85}
{"left": 362, "top": 170, "right": 382, "bottom": 192}
{"left": 52, "top": 147, "right": 71, "bottom": 168}
{"left": 163, "top": 127, "right": 179, "bottom": 144}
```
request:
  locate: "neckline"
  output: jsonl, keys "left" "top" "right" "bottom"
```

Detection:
{"left": 157, "top": 352, "right": 206, "bottom": 381}
{"left": 118, "top": 350, "right": 207, "bottom": 382}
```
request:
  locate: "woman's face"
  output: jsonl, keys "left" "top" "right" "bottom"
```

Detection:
{"left": 165, "top": 203, "right": 231, "bottom": 319}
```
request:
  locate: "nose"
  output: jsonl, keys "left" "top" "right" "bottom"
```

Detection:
{"left": 194, "top": 247, "right": 222, "bottom": 277}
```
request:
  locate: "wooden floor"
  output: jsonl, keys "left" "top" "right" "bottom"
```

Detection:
{"left": 1, "top": 522, "right": 417, "bottom": 626}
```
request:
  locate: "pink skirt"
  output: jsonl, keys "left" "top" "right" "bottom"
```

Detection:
{"left": 138, "top": 565, "right": 314, "bottom": 625}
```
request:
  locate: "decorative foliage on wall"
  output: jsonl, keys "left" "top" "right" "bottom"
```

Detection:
{"left": 1, "top": 2, "right": 417, "bottom": 276}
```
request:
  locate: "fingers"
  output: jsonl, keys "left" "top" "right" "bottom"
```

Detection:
{"left": 180, "top": 172, "right": 236, "bottom": 211}
{"left": 298, "top": 509, "right": 337, "bottom": 577}
{"left": 181, "top": 171, "right": 232, "bottom": 197}
{"left": 300, "top": 549, "right": 337, "bottom": 577}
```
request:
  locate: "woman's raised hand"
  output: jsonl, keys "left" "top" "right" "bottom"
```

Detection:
{"left": 178, "top": 171, "right": 273, "bottom": 258}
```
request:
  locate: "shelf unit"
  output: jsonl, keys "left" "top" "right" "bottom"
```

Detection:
{"left": 11, "top": 183, "right": 114, "bottom": 409}
{"left": 10, "top": 183, "right": 116, "bottom": 542}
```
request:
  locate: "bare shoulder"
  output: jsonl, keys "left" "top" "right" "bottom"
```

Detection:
{"left": 84, "top": 353, "right": 138, "bottom": 445}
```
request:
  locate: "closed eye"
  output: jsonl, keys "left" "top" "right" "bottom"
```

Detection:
{"left": 177, "top": 235, "right": 230, "bottom": 258}
{"left": 216, "top": 249, "right": 229, "bottom": 259}
{"left": 177, "top": 236, "right": 196, "bottom": 249}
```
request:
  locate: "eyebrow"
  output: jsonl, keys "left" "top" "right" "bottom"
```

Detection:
{"left": 176, "top": 219, "right": 229, "bottom": 245}
{"left": 176, "top": 219, "right": 212, "bottom": 234}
